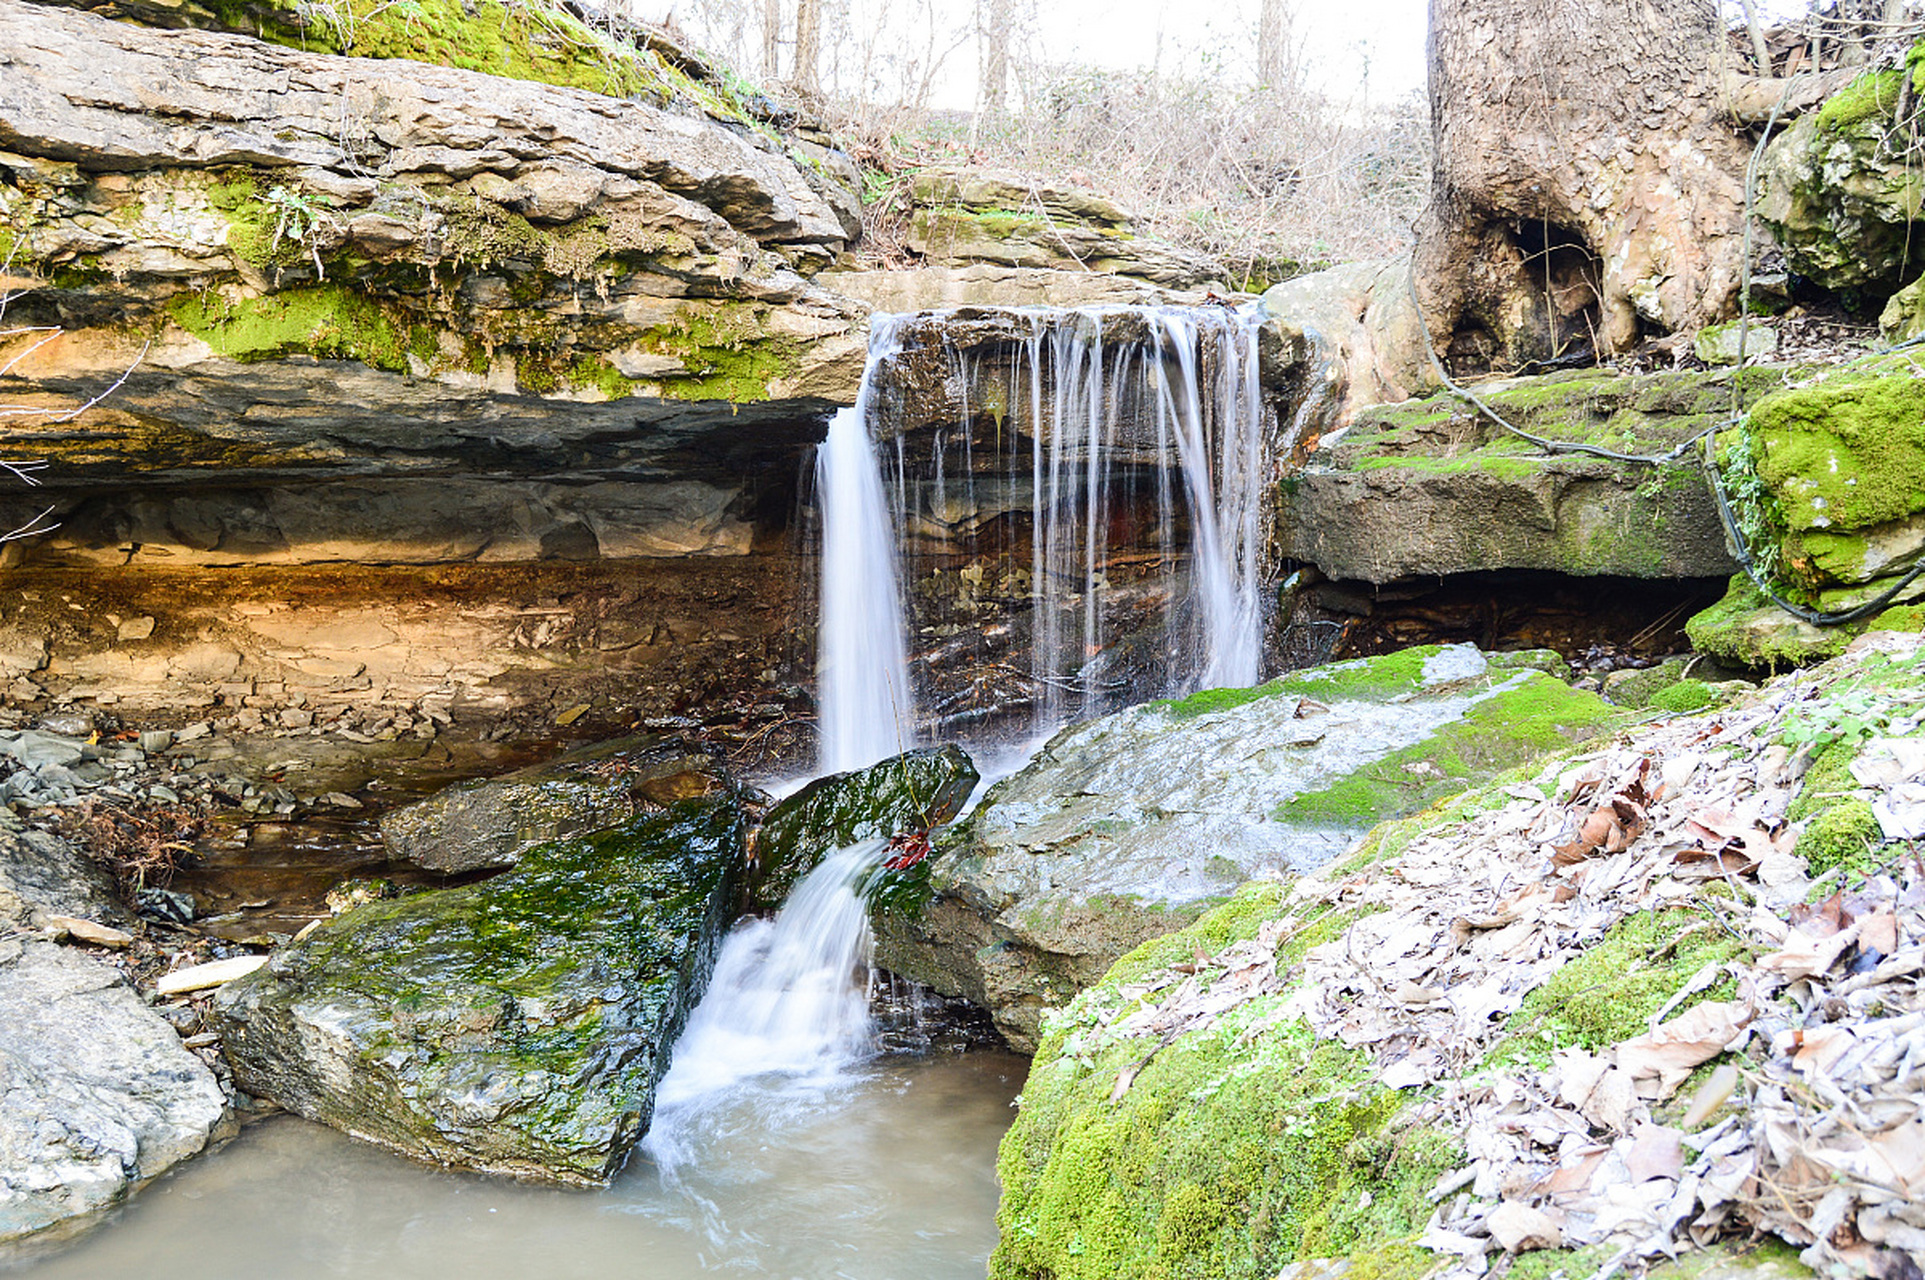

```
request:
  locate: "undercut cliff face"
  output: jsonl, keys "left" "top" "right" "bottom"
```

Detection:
{"left": 0, "top": 0, "right": 870, "bottom": 732}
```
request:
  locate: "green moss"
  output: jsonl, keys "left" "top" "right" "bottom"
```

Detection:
{"left": 1817, "top": 68, "right": 1905, "bottom": 130}
{"left": 1649, "top": 679, "right": 1718, "bottom": 713}
{"left": 1150, "top": 680, "right": 1287, "bottom": 720}
{"left": 1684, "top": 574, "right": 1865, "bottom": 669}
{"left": 1506, "top": 1245, "right": 1620, "bottom": 1280}
{"left": 1273, "top": 646, "right": 1439, "bottom": 702}
{"left": 1788, "top": 739, "right": 1861, "bottom": 823}
{"left": 1748, "top": 370, "right": 1925, "bottom": 537}
{"left": 993, "top": 1009, "right": 1455, "bottom": 1280}
{"left": 1797, "top": 799, "right": 1884, "bottom": 875}
{"left": 1102, "top": 881, "right": 1287, "bottom": 989}
{"left": 1275, "top": 672, "right": 1623, "bottom": 828}
{"left": 1488, "top": 907, "right": 1751, "bottom": 1067}
{"left": 168, "top": 286, "right": 417, "bottom": 370}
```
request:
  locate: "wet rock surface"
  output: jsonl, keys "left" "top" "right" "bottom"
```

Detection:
{"left": 753, "top": 745, "right": 978, "bottom": 908}
{"left": 876, "top": 646, "right": 1624, "bottom": 1051}
{"left": 215, "top": 793, "right": 747, "bottom": 1185}
{"left": 380, "top": 734, "right": 730, "bottom": 874}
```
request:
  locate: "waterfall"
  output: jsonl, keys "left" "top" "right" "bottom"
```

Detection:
{"left": 644, "top": 839, "right": 887, "bottom": 1176}
{"left": 815, "top": 317, "right": 917, "bottom": 775}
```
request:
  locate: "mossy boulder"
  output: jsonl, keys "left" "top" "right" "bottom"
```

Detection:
{"left": 1758, "top": 69, "right": 1925, "bottom": 294}
{"left": 379, "top": 734, "right": 730, "bottom": 874}
{"left": 1683, "top": 576, "right": 1925, "bottom": 669}
{"left": 990, "top": 883, "right": 1455, "bottom": 1280}
{"left": 215, "top": 794, "right": 747, "bottom": 1185}
{"left": 752, "top": 745, "right": 978, "bottom": 909}
{"left": 875, "top": 645, "right": 1626, "bottom": 1051}
{"left": 1278, "top": 366, "right": 1743, "bottom": 584}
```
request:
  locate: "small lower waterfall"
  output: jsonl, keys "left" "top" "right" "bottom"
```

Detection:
{"left": 644, "top": 840, "right": 888, "bottom": 1176}
{"left": 817, "top": 302, "right": 1277, "bottom": 754}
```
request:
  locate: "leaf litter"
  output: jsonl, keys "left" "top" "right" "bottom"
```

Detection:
{"left": 1057, "top": 631, "right": 1925, "bottom": 1278}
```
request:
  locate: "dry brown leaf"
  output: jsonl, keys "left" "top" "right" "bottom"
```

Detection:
{"left": 1615, "top": 1001, "right": 1752, "bottom": 1095}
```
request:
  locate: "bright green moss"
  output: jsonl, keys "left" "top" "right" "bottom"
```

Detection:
{"left": 1102, "top": 881, "right": 1286, "bottom": 988}
{"left": 1649, "top": 679, "right": 1718, "bottom": 714}
{"left": 1789, "top": 739, "right": 1861, "bottom": 823}
{"left": 1817, "top": 68, "right": 1905, "bottom": 130}
{"left": 1150, "top": 680, "right": 1287, "bottom": 720}
{"left": 993, "top": 1011, "right": 1456, "bottom": 1280}
{"left": 1749, "top": 371, "right": 1925, "bottom": 534}
{"left": 1489, "top": 908, "right": 1751, "bottom": 1067}
{"left": 1275, "top": 672, "right": 1623, "bottom": 828}
{"left": 168, "top": 286, "right": 416, "bottom": 370}
{"left": 1272, "top": 646, "right": 1439, "bottom": 702}
{"left": 1797, "top": 799, "right": 1884, "bottom": 875}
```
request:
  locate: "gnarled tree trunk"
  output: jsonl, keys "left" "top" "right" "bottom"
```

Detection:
{"left": 1415, "top": 0, "right": 1755, "bottom": 367}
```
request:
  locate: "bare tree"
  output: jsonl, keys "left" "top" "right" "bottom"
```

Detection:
{"left": 794, "top": 0, "right": 820, "bottom": 90}
{"left": 1257, "top": 0, "right": 1293, "bottom": 88}
{"left": 979, "top": 0, "right": 1013, "bottom": 115}
{"left": 762, "top": 0, "right": 782, "bottom": 78}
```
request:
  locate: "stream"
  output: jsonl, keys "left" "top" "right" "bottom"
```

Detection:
{"left": 15, "top": 1053, "right": 1022, "bottom": 1280}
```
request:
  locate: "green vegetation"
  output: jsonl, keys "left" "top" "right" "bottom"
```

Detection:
{"left": 1275, "top": 672, "right": 1623, "bottom": 828}
{"left": 1150, "top": 680, "right": 1287, "bottom": 721}
{"left": 169, "top": 285, "right": 432, "bottom": 371}
{"left": 994, "top": 886, "right": 1457, "bottom": 1280}
{"left": 1650, "top": 679, "right": 1718, "bottom": 714}
{"left": 1797, "top": 799, "right": 1884, "bottom": 876}
{"left": 1489, "top": 907, "right": 1752, "bottom": 1068}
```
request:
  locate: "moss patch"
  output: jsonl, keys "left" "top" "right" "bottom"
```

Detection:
{"left": 169, "top": 285, "right": 430, "bottom": 371}
{"left": 1797, "top": 799, "right": 1885, "bottom": 876}
{"left": 1275, "top": 672, "right": 1624, "bottom": 828}
{"left": 1488, "top": 907, "right": 1752, "bottom": 1068}
{"left": 994, "top": 887, "right": 1458, "bottom": 1280}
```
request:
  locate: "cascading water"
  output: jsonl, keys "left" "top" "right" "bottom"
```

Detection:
{"left": 643, "top": 839, "right": 889, "bottom": 1177}
{"left": 815, "top": 318, "right": 917, "bottom": 775}
{"left": 846, "top": 302, "right": 1276, "bottom": 744}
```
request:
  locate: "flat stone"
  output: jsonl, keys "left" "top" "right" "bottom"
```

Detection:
{"left": 115, "top": 616, "right": 155, "bottom": 641}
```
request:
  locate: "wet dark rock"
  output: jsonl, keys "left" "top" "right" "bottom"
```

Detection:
{"left": 379, "top": 735, "right": 728, "bottom": 875}
{"left": 0, "top": 939, "right": 227, "bottom": 1245}
{"left": 0, "top": 827, "right": 126, "bottom": 928}
{"left": 215, "top": 794, "right": 748, "bottom": 1186}
{"left": 752, "top": 746, "right": 979, "bottom": 908}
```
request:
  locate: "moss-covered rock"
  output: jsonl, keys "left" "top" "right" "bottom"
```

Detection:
{"left": 1758, "top": 85, "right": 1925, "bottom": 294}
{"left": 215, "top": 794, "right": 746, "bottom": 1185}
{"left": 991, "top": 885, "right": 1455, "bottom": 1280}
{"left": 875, "top": 645, "right": 1626, "bottom": 1051}
{"left": 1279, "top": 366, "right": 1747, "bottom": 584}
{"left": 752, "top": 745, "right": 978, "bottom": 909}
{"left": 378, "top": 734, "right": 730, "bottom": 874}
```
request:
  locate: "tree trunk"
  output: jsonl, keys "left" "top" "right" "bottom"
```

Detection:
{"left": 762, "top": 0, "right": 781, "bottom": 81}
{"left": 980, "top": 0, "right": 1012, "bottom": 116}
{"left": 1414, "top": 0, "right": 1754, "bottom": 367}
{"left": 794, "top": 0, "right": 819, "bottom": 91}
{"left": 1257, "top": 0, "right": 1291, "bottom": 88}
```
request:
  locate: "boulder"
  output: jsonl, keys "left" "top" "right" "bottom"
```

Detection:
{"left": 1759, "top": 94, "right": 1925, "bottom": 294}
{"left": 1260, "top": 256, "right": 1441, "bottom": 427}
{"left": 0, "top": 827, "right": 127, "bottom": 929}
{"left": 875, "top": 646, "right": 1624, "bottom": 1051}
{"left": 0, "top": 939, "right": 227, "bottom": 1245}
{"left": 379, "top": 734, "right": 729, "bottom": 874}
{"left": 752, "top": 745, "right": 978, "bottom": 907}
{"left": 900, "top": 167, "right": 1223, "bottom": 290}
{"left": 1277, "top": 366, "right": 1743, "bottom": 584}
{"left": 217, "top": 795, "right": 747, "bottom": 1185}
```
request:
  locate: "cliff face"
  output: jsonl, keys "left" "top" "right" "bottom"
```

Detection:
{"left": 0, "top": 0, "right": 867, "bottom": 569}
{"left": 0, "top": 0, "right": 871, "bottom": 731}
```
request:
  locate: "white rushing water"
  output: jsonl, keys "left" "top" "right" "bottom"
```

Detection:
{"left": 815, "top": 317, "right": 917, "bottom": 775}
{"left": 889, "top": 303, "right": 1275, "bottom": 734}
{"left": 644, "top": 839, "right": 889, "bottom": 1177}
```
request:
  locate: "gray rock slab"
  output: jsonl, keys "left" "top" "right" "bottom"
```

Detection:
{"left": 0, "top": 940, "right": 227, "bottom": 1245}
